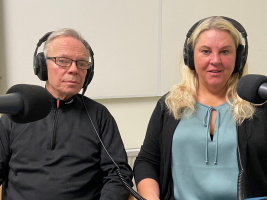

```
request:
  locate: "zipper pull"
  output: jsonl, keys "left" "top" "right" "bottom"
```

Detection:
{"left": 57, "top": 98, "right": 60, "bottom": 108}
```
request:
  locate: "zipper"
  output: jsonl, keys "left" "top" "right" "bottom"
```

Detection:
{"left": 48, "top": 98, "right": 60, "bottom": 150}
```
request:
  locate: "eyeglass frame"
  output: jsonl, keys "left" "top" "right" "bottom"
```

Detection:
{"left": 46, "top": 57, "right": 91, "bottom": 70}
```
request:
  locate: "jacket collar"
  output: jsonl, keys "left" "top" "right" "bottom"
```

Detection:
{"left": 52, "top": 95, "right": 77, "bottom": 110}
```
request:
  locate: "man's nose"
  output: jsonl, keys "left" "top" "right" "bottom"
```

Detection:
{"left": 68, "top": 61, "right": 79, "bottom": 72}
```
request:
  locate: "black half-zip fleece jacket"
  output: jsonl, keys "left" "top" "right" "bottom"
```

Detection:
{"left": 0, "top": 94, "right": 133, "bottom": 200}
{"left": 134, "top": 94, "right": 267, "bottom": 200}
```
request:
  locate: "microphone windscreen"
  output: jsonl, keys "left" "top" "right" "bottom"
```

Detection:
{"left": 237, "top": 74, "right": 267, "bottom": 104}
{"left": 6, "top": 84, "right": 52, "bottom": 123}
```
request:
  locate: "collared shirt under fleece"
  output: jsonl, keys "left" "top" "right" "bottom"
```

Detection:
{"left": 0, "top": 94, "right": 133, "bottom": 200}
{"left": 133, "top": 94, "right": 267, "bottom": 200}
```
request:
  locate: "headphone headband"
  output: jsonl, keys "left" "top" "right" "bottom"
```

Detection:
{"left": 33, "top": 31, "right": 94, "bottom": 95}
{"left": 183, "top": 16, "right": 248, "bottom": 77}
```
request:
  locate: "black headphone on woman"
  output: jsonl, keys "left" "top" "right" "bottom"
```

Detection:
{"left": 183, "top": 16, "right": 248, "bottom": 77}
{"left": 33, "top": 31, "right": 94, "bottom": 93}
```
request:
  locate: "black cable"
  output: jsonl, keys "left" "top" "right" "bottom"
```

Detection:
{"left": 116, "top": 169, "right": 146, "bottom": 200}
{"left": 81, "top": 96, "right": 146, "bottom": 200}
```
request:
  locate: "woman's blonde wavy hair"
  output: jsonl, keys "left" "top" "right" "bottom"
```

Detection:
{"left": 165, "top": 16, "right": 255, "bottom": 125}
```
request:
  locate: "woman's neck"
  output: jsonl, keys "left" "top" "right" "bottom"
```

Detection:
{"left": 196, "top": 85, "right": 227, "bottom": 107}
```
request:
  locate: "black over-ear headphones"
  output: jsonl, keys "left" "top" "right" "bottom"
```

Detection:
{"left": 33, "top": 31, "right": 94, "bottom": 93}
{"left": 183, "top": 16, "right": 248, "bottom": 76}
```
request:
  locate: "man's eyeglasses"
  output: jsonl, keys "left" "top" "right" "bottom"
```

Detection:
{"left": 46, "top": 57, "right": 91, "bottom": 70}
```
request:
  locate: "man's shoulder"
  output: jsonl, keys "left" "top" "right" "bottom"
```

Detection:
{"left": 76, "top": 94, "right": 110, "bottom": 114}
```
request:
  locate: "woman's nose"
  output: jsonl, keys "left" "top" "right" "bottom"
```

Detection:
{"left": 210, "top": 53, "right": 222, "bottom": 65}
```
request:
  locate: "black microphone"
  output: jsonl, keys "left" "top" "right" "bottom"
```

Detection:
{"left": 237, "top": 74, "right": 267, "bottom": 104}
{"left": 0, "top": 84, "right": 52, "bottom": 123}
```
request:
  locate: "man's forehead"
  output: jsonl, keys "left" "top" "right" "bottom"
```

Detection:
{"left": 48, "top": 37, "right": 89, "bottom": 57}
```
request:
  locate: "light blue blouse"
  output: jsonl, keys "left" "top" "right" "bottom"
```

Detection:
{"left": 172, "top": 102, "right": 238, "bottom": 200}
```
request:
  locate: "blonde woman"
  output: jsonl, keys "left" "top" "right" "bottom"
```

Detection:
{"left": 134, "top": 16, "right": 267, "bottom": 200}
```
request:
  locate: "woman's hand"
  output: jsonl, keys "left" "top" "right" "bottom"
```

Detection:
{"left": 137, "top": 178, "right": 160, "bottom": 200}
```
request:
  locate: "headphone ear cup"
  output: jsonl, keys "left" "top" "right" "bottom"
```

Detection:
{"left": 188, "top": 43, "right": 195, "bottom": 70}
{"left": 234, "top": 44, "right": 245, "bottom": 73}
{"left": 184, "top": 43, "right": 195, "bottom": 70}
{"left": 34, "top": 52, "right": 48, "bottom": 81}
{"left": 83, "top": 68, "right": 94, "bottom": 89}
{"left": 183, "top": 44, "right": 189, "bottom": 67}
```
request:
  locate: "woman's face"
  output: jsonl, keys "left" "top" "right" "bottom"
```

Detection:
{"left": 194, "top": 29, "right": 236, "bottom": 92}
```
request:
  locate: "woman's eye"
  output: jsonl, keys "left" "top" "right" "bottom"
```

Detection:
{"left": 221, "top": 50, "right": 229, "bottom": 55}
{"left": 201, "top": 50, "right": 209, "bottom": 54}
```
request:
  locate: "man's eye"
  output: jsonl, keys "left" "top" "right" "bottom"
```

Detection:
{"left": 78, "top": 62, "right": 85, "bottom": 67}
{"left": 58, "top": 58, "right": 68, "bottom": 63}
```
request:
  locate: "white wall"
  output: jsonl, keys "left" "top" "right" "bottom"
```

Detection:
{"left": 1, "top": 0, "right": 267, "bottom": 149}
{"left": 97, "top": 97, "right": 160, "bottom": 148}
{"left": 0, "top": 0, "right": 161, "bottom": 98}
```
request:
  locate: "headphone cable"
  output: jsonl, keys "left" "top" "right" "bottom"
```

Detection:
{"left": 81, "top": 96, "right": 146, "bottom": 200}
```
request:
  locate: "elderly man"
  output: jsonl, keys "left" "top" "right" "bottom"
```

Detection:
{"left": 0, "top": 28, "right": 133, "bottom": 200}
